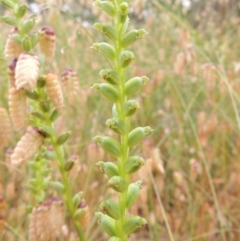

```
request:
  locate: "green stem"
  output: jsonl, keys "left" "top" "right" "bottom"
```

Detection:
{"left": 51, "top": 140, "right": 87, "bottom": 241}
{"left": 37, "top": 85, "right": 87, "bottom": 241}
{"left": 113, "top": 1, "right": 130, "bottom": 240}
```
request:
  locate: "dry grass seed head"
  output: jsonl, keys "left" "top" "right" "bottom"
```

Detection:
{"left": 39, "top": 27, "right": 56, "bottom": 59}
{"left": 78, "top": 200, "right": 90, "bottom": 230}
{"left": 46, "top": 72, "right": 64, "bottom": 110}
{"left": 61, "top": 69, "right": 80, "bottom": 104}
{"left": 7, "top": 58, "right": 18, "bottom": 88}
{"left": 8, "top": 87, "right": 27, "bottom": 130}
{"left": 4, "top": 27, "right": 23, "bottom": 59}
{"left": 15, "top": 53, "right": 40, "bottom": 91}
{"left": 178, "top": 29, "right": 190, "bottom": 49}
{"left": 174, "top": 52, "right": 186, "bottom": 75}
{"left": 0, "top": 215, "right": 3, "bottom": 237}
{"left": 11, "top": 127, "right": 45, "bottom": 166}
{"left": 202, "top": 63, "right": 217, "bottom": 91}
{"left": 0, "top": 108, "right": 12, "bottom": 149}
{"left": 49, "top": 197, "right": 65, "bottom": 238}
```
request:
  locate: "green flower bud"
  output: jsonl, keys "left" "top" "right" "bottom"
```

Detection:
{"left": 123, "top": 216, "right": 147, "bottom": 235}
{"left": 42, "top": 177, "right": 50, "bottom": 188}
{"left": 39, "top": 101, "right": 50, "bottom": 112}
{"left": 31, "top": 32, "right": 39, "bottom": 47}
{"left": 31, "top": 111, "right": 45, "bottom": 121}
{"left": 37, "top": 76, "right": 46, "bottom": 88}
{"left": 25, "top": 89, "right": 39, "bottom": 100}
{"left": 108, "top": 176, "right": 127, "bottom": 193}
{"left": 28, "top": 185, "right": 37, "bottom": 194}
{"left": 93, "top": 136, "right": 121, "bottom": 158}
{"left": 108, "top": 237, "right": 122, "bottom": 241}
{"left": 11, "top": 33, "right": 22, "bottom": 44}
{"left": 96, "top": 161, "right": 119, "bottom": 177}
{"left": 128, "top": 126, "right": 153, "bottom": 147}
{"left": 99, "top": 69, "right": 120, "bottom": 85}
{"left": 56, "top": 131, "right": 71, "bottom": 145}
{"left": 112, "top": 104, "right": 119, "bottom": 118}
{"left": 64, "top": 160, "right": 74, "bottom": 172}
{"left": 50, "top": 109, "right": 60, "bottom": 122}
{"left": 28, "top": 178, "right": 37, "bottom": 186}
{"left": 106, "top": 118, "right": 127, "bottom": 135}
{"left": 43, "top": 151, "right": 56, "bottom": 160}
{"left": 122, "top": 17, "right": 130, "bottom": 34}
{"left": 126, "top": 181, "right": 142, "bottom": 208}
{"left": 39, "top": 125, "right": 53, "bottom": 137}
{"left": 42, "top": 168, "right": 51, "bottom": 176}
{"left": 125, "top": 76, "right": 149, "bottom": 96}
{"left": 22, "top": 36, "right": 32, "bottom": 51}
{"left": 118, "top": 2, "right": 129, "bottom": 23}
{"left": 73, "top": 193, "right": 82, "bottom": 208}
{"left": 92, "top": 83, "right": 119, "bottom": 103}
{"left": 52, "top": 181, "right": 65, "bottom": 193}
{"left": 22, "top": 18, "right": 35, "bottom": 33}
{"left": 26, "top": 205, "right": 33, "bottom": 213}
{"left": 95, "top": 212, "right": 116, "bottom": 236}
{"left": 16, "top": 4, "right": 28, "bottom": 18}
{"left": 74, "top": 208, "right": 85, "bottom": 219}
{"left": 0, "top": 0, "right": 15, "bottom": 9}
{"left": 2, "top": 16, "right": 18, "bottom": 26}
{"left": 99, "top": 200, "right": 120, "bottom": 220}
{"left": 119, "top": 51, "right": 135, "bottom": 68}
{"left": 125, "top": 156, "right": 145, "bottom": 174}
{"left": 91, "top": 42, "right": 115, "bottom": 61}
{"left": 124, "top": 100, "right": 140, "bottom": 117}
{"left": 122, "top": 29, "right": 148, "bottom": 48}
{"left": 93, "top": 23, "right": 117, "bottom": 42}
{"left": 93, "top": 0, "right": 115, "bottom": 17}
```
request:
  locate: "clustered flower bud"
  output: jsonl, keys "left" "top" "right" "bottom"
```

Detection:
{"left": 29, "top": 197, "right": 64, "bottom": 241}
{"left": 46, "top": 72, "right": 64, "bottom": 110}
{"left": 15, "top": 53, "right": 40, "bottom": 91}
{"left": 39, "top": 27, "right": 56, "bottom": 59}
{"left": 11, "top": 127, "right": 45, "bottom": 166}
{"left": 4, "top": 27, "right": 23, "bottom": 59}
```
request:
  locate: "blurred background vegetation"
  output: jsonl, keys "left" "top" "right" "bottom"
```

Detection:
{"left": 1, "top": 0, "right": 240, "bottom": 240}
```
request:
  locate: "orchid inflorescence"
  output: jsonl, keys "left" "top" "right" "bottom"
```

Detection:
{"left": 91, "top": 0, "right": 152, "bottom": 240}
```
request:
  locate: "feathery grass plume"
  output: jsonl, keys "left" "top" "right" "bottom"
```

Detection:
{"left": 46, "top": 72, "right": 64, "bottom": 110}
{"left": 7, "top": 58, "right": 18, "bottom": 88}
{"left": 11, "top": 127, "right": 45, "bottom": 166}
{"left": 4, "top": 27, "right": 23, "bottom": 59}
{"left": 78, "top": 200, "right": 90, "bottom": 230}
{"left": 15, "top": 53, "right": 40, "bottom": 91}
{"left": 0, "top": 108, "right": 12, "bottom": 149}
{"left": 39, "top": 27, "right": 56, "bottom": 59}
{"left": 61, "top": 69, "right": 80, "bottom": 104}
{"left": 8, "top": 87, "right": 27, "bottom": 130}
